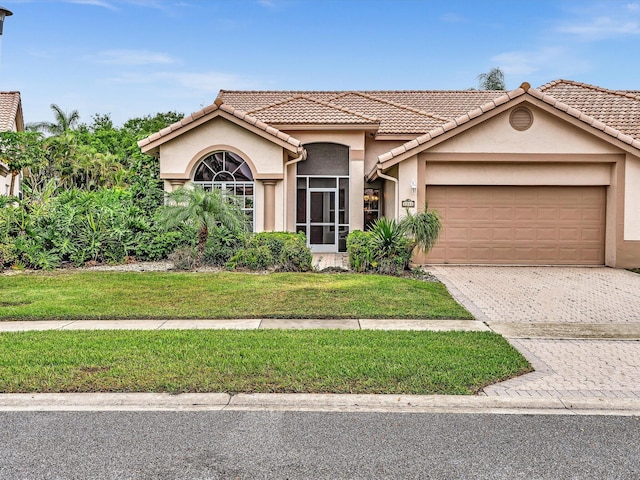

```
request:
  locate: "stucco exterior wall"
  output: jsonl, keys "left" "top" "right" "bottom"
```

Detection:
{"left": 624, "top": 154, "right": 640, "bottom": 241}
{"left": 429, "top": 104, "right": 621, "bottom": 155}
{"left": 159, "top": 117, "right": 285, "bottom": 180}
{"left": 424, "top": 162, "right": 612, "bottom": 186}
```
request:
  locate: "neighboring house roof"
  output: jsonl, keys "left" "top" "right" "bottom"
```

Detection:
{"left": 369, "top": 81, "right": 640, "bottom": 179}
{"left": 0, "top": 91, "right": 23, "bottom": 132}
{"left": 138, "top": 100, "right": 304, "bottom": 156}
{"left": 218, "top": 89, "right": 505, "bottom": 136}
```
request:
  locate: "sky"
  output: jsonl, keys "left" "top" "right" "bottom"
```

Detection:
{"left": 0, "top": 0, "right": 639, "bottom": 127}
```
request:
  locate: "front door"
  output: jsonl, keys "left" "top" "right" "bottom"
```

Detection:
{"left": 307, "top": 188, "right": 337, "bottom": 252}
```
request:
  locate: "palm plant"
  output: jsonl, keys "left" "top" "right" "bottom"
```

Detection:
{"left": 400, "top": 206, "right": 442, "bottom": 255}
{"left": 159, "top": 186, "right": 249, "bottom": 263}
{"left": 27, "top": 104, "right": 80, "bottom": 136}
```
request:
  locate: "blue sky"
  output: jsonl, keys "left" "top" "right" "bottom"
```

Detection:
{"left": 1, "top": 0, "right": 639, "bottom": 126}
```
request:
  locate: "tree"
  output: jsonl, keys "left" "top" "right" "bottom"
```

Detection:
{"left": 27, "top": 104, "right": 80, "bottom": 136}
{"left": 0, "top": 131, "right": 45, "bottom": 196}
{"left": 477, "top": 67, "right": 506, "bottom": 90}
{"left": 158, "top": 186, "right": 249, "bottom": 263}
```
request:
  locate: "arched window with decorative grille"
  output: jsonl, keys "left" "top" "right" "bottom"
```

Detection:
{"left": 192, "top": 151, "right": 255, "bottom": 229}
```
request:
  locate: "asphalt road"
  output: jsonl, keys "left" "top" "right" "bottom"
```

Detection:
{"left": 1, "top": 411, "right": 638, "bottom": 479}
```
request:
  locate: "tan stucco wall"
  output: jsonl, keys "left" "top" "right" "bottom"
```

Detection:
{"left": 364, "top": 136, "right": 406, "bottom": 174}
{"left": 398, "top": 155, "right": 418, "bottom": 217}
{"left": 429, "top": 104, "right": 621, "bottom": 155}
{"left": 424, "top": 162, "right": 612, "bottom": 186}
{"left": 159, "top": 117, "right": 285, "bottom": 179}
{"left": 624, "top": 154, "right": 640, "bottom": 241}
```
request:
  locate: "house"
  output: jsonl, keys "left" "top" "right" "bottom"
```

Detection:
{"left": 0, "top": 91, "right": 24, "bottom": 197}
{"left": 139, "top": 80, "right": 640, "bottom": 268}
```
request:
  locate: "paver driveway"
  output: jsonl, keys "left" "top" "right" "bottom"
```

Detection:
{"left": 429, "top": 266, "right": 640, "bottom": 399}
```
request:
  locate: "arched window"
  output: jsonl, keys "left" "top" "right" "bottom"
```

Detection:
{"left": 192, "top": 151, "right": 255, "bottom": 228}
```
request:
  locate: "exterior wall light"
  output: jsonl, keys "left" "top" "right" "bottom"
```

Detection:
{"left": 0, "top": 6, "right": 12, "bottom": 36}
{"left": 410, "top": 179, "right": 417, "bottom": 194}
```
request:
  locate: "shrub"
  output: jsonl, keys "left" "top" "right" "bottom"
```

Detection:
{"left": 347, "top": 230, "right": 374, "bottom": 272}
{"left": 227, "top": 244, "right": 274, "bottom": 270}
{"left": 227, "top": 232, "right": 312, "bottom": 271}
{"left": 347, "top": 219, "right": 413, "bottom": 276}
{"left": 168, "top": 246, "right": 198, "bottom": 271}
{"left": 203, "top": 226, "right": 247, "bottom": 267}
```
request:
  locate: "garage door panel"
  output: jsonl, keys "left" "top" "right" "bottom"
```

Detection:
{"left": 470, "top": 207, "right": 491, "bottom": 220}
{"left": 537, "top": 207, "right": 558, "bottom": 221}
{"left": 581, "top": 228, "right": 603, "bottom": 242}
{"left": 470, "top": 227, "right": 492, "bottom": 240}
{"left": 514, "top": 227, "right": 535, "bottom": 240}
{"left": 425, "top": 186, "right": 605, "bottom": 265}
{"left": 492, "top": 207, "right": 514, "bottom": 221}
{"left": 559, "top": 227, "right": 580, "bottom": 241}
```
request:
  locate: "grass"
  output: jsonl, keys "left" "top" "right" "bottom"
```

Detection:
{"left": 629, "top": 268, "right": 640, "bottom": 274}
{"left": 0, "top": 330, "right": 531, "bottom": 394}
{"left": 0, "top": 271, "right": 472, "bottom": 320}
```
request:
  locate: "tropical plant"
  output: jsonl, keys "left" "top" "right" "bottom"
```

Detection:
{"left": 0, "top": 131, "right": 46, "bottom": 196}
{"left": 27, "top": 104, "right": 80, "bottom": 136}
{"left": 159, "top": 186, "right": 249, "bottom": 263}
{"left": 477, "top": 67, "right": 506, "bottom": 90}
{"left": 400, "top": 206, "right": 442, "bottom": 255}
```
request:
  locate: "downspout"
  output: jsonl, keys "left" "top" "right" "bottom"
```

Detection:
{"left": 376, "top": 168, "right": 399, "bottom": 219}
{"left": 283, "top": 148, "right": 307, "bottom": 230}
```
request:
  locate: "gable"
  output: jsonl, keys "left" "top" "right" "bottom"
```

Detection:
{"left": 159, "top": 116, "right": 289, "bottom": 179}
{"left": 428, "top": 102, "right": 622, "bottom": 155}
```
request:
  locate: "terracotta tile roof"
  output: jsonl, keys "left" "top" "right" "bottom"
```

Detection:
{"left": 538, "top": 79, "right": 640, "bottom": 139}
{"left": 138, "top": 101, "right": 303, "bottom": 153}
{"left": 325, "top": 92, "right": 448, "bottom": 134}
{"left": 369, "top": 90, "right": 508, "bottom": 119}
{"left": 246, "top": 95, "right": 380, "bottom": 125}
{"left": 373, "top": 82, "right": 640, "bottom": 174}
{"left": 218, "top": 90, "right": 505, "bottom": 135}
{"left": 0, "top": 91, "right": 22, "bottom": 131}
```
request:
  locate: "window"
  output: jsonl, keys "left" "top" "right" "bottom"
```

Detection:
{"left": 364, "top": 187, "right": 380, "bottom": 230}
{"left": 192, "top": 151, "right": 255, "bottom": 228}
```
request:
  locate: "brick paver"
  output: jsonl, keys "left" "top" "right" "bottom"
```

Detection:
{"left": 484, "top": 339, "right": 640, "bottom": 399}
{"left": 429, "top": 266, "right": 640, "bottom": 399}
{"left": 430, "top": 266, "right": 640, "bottom": 323}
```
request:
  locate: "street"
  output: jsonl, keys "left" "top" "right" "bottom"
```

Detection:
{"left": 1, "top": 410, "right": 638, "bottom": 479}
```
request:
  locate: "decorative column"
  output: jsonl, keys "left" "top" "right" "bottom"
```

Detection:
{"left": 262, "top": 180, "right": 277, "bottom": 232}
{"left": 168, "top": 179, "right": 186, "bottom": 191}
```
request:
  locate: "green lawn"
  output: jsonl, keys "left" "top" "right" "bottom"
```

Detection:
{"left": 0, "top": 330, "right": 530, "bottom": 394}
{"left": 0, "top": 271, "right": 472, "bottom": 320}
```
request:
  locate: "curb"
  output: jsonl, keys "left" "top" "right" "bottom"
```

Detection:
{"left": 1, "top": 393, "right": 638, "bottom": 416}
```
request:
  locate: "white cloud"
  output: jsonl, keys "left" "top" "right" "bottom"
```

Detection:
{"left": 440, "top": 13, "right": 466, "bottom": 23}
{"left": 491, "top": 47, "right": 590, "bottom": 77}
{"left": 558, "top": 16, "right": 640, "bottom": 38}
{"left": 90, "top": 49, "right": 175, "bottom": 65}
{"left": 65, "top": 0, "right": 116, "bottom": 9}
{"left": 108, "top": 71, "right": 253, "bottom": 93}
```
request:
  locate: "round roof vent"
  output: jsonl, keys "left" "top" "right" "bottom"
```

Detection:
{"left": 509, "top": 107, "right": 533, "bottom": 131}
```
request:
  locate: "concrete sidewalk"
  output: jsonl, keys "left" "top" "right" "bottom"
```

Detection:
{"left": 0, "top": 318, "right": 489, "bottom": 332}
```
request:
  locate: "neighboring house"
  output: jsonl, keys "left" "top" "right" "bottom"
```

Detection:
{"left": 0, "top": 91, "right": 24, "bottom": 197}
{"left": 139, "top": 80, "right": 640, "bottom": 268}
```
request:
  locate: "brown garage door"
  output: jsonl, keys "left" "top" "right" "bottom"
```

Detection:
{"left": 424, "top": 186, "right": 605, "bottom": 265}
